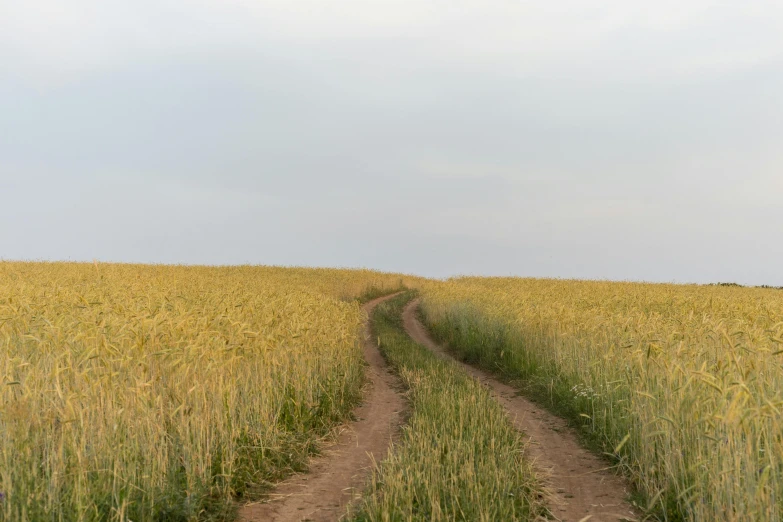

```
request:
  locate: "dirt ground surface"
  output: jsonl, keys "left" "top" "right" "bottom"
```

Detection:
{"left": 402, "top": 298, "right": 640, "bottom": 522}
{"left": 239, "top": 293, "right": 405, "bottom": 522}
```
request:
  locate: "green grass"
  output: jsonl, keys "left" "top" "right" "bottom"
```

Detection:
{"left": 351, "top": 292, "right": 546, "bottom": 522}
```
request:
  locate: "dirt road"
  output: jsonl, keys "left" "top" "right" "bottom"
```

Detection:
{"left": 402, "top": 298, "right": 639, "bottom": 522}
{"left": 239, "top": 293, "right": 405, "bottom": 522}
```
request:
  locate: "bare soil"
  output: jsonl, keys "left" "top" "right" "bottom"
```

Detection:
{"left": 402, "top": 298, "right": 640, "bottom": 522}
{"left": 239, "top": 293, "right": 405, "bottom": 522}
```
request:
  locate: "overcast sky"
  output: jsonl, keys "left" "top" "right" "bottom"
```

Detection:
{"left": 1, "top": 1, "right": 782, "bottom": 285}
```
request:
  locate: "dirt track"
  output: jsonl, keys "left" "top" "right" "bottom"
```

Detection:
{"left": 239, "top": 293, "right": 405, "bottom": 522}
{"left": 402, "top": 298, "right": 639, "bottom": 522}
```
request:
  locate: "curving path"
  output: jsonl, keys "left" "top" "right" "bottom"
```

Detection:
{"left": 402, "top": 298, "right": 640, "bottom": 522}
{"left": 239, "top": 293, "right": 405, "bottom": 522}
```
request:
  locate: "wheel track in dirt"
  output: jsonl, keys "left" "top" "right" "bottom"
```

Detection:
{"left": 402, "top": 298, "right": 640, "bottom": 522}
{"left": 239, "top": 293, "right": 405, "bottom": 522}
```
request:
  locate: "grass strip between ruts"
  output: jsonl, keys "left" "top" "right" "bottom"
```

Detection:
{"left": 351, "top": 292, "right": 547, "bottom": 522}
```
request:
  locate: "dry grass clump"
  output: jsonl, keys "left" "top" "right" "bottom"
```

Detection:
{"left": 0, "top": 262, "right": 413, "bottom": 521}
{"left": 421, "top": 278, "right": 783, "bottom": 521}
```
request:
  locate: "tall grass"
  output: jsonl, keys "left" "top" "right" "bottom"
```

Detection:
{"left": 0, "top": 262, "right": 416, "bottom": 521}
{"left": 352, "top": 293, "right": 546, "bottom": 522}
{"left": 420, "top": 278, "right": 783, "bottom": 521}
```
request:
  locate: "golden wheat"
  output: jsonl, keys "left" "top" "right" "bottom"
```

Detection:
{"left": 420, "top": 278, "right": 783, "bottom": 521}
{"left": 0, "top": 262, "right": 415, "bottom": 521}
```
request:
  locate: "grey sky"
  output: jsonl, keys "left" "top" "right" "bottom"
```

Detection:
{"left": 2, "top": 1, "right": 782, "bottom": 285}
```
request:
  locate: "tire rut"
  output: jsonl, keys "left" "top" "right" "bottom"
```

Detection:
{"left": 239, "top": 293, "right": 406, "bottom": 522}
{"left": 402, "top": 298, "right": 640, "bottom": 522}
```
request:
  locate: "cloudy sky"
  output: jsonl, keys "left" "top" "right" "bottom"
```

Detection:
{"left": 1, "top": 1, "right": 782, "bottom": 284}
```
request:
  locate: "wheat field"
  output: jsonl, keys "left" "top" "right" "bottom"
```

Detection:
{"left": 0, "top": 262, "right": 412, "bottom": 521}
{"left": 420, "top": 278, "right": 783, "bottom": 521}
{"left": 5, "top": 263, "right": 783, "bottom": 521}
